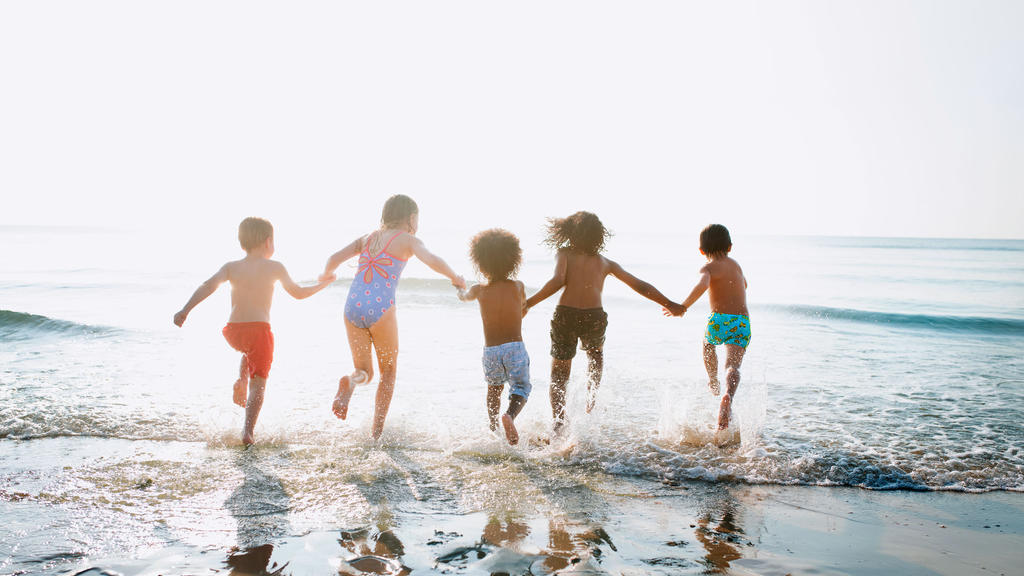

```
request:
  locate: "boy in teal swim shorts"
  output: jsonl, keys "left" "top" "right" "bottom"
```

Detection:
{"left": 675, "top": 224, "right": 750, "bottom": 431}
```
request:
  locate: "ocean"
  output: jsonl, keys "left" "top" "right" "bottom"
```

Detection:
{"left": 1, "top": 226, "right": 1022, "bottom": 575}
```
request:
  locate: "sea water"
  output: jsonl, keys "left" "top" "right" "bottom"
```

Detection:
{"left": 1, "top": 226, "right": 1022, "bottom": 574}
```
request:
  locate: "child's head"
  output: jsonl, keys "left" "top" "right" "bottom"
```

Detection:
{"left": 381, "top": 194, "right": 419, "bottom": 231}
{"left": 470, "top": 228, "right": 522, "bottom": 282}
{"left": 544, "top": 211, "right": 611, "bottom": 255}
{"left": 238, "top": 217, "right": 274, "bottom": 253}
{"left": 699, "top": 224, "right": 732, "bottom": 257}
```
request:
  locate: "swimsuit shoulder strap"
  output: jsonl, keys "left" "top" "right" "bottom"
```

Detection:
{"left": 380, "top": 230, "right": 405, "bottom": 254}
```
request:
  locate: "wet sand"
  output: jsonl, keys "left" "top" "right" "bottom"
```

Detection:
{"left": 2, "top": 437, "right": 1021, "bottom": 575}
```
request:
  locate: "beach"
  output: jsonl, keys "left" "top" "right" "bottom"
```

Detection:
{"left": 1, "top": 227, "right": 1022, "bottom": 575}
{"left": 3, "top": 437, "right": 1021, "bottom": 575}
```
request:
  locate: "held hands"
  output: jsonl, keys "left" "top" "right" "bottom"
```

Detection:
{"left": 318, "top": 272, "right": 337, "bottom": 286}
{"left": 173, "top": 310, "right": 188, "bottom": 327}
{"left": 662, "top": 302, "right": 686, "bottom": 317}
{"left": 451, "top": 275, "right": 467, "bottom": 291}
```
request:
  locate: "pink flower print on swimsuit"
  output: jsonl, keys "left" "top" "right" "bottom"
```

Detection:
{"left": 344, "top": 231, "right": 408, "bottom": 329}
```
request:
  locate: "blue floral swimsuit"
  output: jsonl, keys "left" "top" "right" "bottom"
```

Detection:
{"left": 344, "top": 231, "right": 408, "bottom": 329}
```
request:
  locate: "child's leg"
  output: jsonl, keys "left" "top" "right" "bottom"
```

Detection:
{"left": 233, "top": 355, "right": 250, "bottom": 407}
{"left": 334, "top": 320, "right": 375, "bottom": 420}
{"left": 487, "top": 384, "right": 503, "bottom": 431}
{"left": 717, "top": 345, "right": 746, "bottom": 430}
{"left": 368, "top": 309, "right": 399, "bottom": 440}
{"left": 703, "top": 342, "right": 720, "bottom": 395}
{"left": 582, "top": 346, "right": 603, "bottom": 413}
{"left": 549, "top": 358, "right": 571, "bottom": 430}
{"left": 241, "top": 376, "right": 266, "bottom": 445}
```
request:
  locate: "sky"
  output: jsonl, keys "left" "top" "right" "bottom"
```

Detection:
{"left": 1, "top": 1, "right": 1022, "bottom": 247}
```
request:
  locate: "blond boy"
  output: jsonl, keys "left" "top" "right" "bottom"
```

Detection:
{"left": 174, "top": 217, "right": 334, "bottom": 445}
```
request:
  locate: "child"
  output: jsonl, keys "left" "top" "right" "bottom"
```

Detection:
{"left": 173, "top": 217, "right": 335, "bottom": 445}
{"left": 524, "top": 211, "right": 684, "bottom": 429}
{"left": 458, "top": 228, "right": 530, "bottom": 445}
{"left": 675, "top": 224, "right": 750, "bottom": 431}
{"left": 321, "top": 195, "right": 466, "bottom": 439}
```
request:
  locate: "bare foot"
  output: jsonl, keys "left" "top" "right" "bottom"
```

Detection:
{"left": 501, "top": 413, "right": 519, "bottom": 446}
{"left": 333, "top": 376, "right": 355, "bottom": 419}
{"left": 233, "top": 379, "right": 247, "bottom": 407}
{"left": 708, "top": 378, "right": 721, "bottom": 396}
{"left": 241, "top": 431, "right": 255, "bottom": 446}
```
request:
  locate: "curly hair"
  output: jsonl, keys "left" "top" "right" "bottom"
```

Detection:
{"left": 381, "top": 194, "right": 419, "bottom": 228}
{"left": 470, "top": 228, "right": 522, "bottom": 282}
{"left": 699, "top": 224, "right": 732, "bottom": 257}
{"left": 543, "top": 211, "right": 610, "bottom": 255}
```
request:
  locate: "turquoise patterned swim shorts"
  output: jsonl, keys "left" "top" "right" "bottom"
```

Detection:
{"left": 705, "top": 312, "right": 751, "bottom": 348}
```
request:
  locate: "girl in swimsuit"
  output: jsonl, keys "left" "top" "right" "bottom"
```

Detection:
{"left": 321, "top": 195, "right": 466, "bottom": 439}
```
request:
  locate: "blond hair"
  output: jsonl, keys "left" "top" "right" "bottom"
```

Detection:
{"left": 238, "top": 217, "right": 273, "bottom": 251}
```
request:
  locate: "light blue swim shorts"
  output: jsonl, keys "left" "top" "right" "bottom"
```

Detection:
{"left": 705, "top": 312, "right": 751, "bottom": 348}
{"left": 482, "top": 341, "right": 531, "bottom": 399}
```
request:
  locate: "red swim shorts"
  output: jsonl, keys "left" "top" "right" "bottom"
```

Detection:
{"left": 222, "top": 322, "right": 274, "bottom": 379}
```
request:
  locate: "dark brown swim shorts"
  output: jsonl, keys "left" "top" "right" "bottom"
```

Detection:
{"left": 549, "top": 305, "right": 608, "bottom": 360}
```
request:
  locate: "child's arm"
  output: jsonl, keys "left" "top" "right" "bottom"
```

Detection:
{"left": 410, "top": 237, "right": 467, "bottom": 290}
{"left": 322, "top": 236, "right": 364, "bottom": 280}
{"left": 276, "top": 262, "right": 335, "bottom": 300}
{"left": 679, "top": 265, "right": 713, "bottom": 310}
{"left": 608, "top": 260, "right": 679, "bottom": 310}
{"left": 524, "top": 250, "right": 567, "bottom": 310}
{"left": 173, "top": 264, "right": 230, "bottom": 326}
{"left": 457, "top": 284, "right": 481, "bottom": 302}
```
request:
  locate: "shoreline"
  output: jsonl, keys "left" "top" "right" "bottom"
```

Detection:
{"left": 1, "top": 437, "right": 1021, "bottom": 575}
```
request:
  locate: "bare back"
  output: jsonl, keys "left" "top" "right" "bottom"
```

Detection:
{"left": 557, "top": 251, "right": 612, "bottom": 309}
{"left": 474, "top": 280, "right": 526, "bottom": 346}
{"left": 226, "top": 257, "right": 283, "bottom": 323}
{"left": 705, "top": 256, "right": 748, "bottom": 316}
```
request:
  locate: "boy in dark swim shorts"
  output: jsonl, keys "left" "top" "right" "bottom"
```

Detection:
{"left": 525, "top": 212, "right": 683, "bottom": 431}
{"left": 174, "top": 217, "right": 334, "bottom": 445}
{"left": 674, "top": 224, "right": 750, "bottom": 431}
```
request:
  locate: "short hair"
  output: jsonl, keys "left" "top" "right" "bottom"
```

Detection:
{"left": 543, "top": 211, "right": 611, "bottom": 255}
{"left": 470, "top": 228, "right": 522, "bottom": 282}
{"left": 381, "top": 194, "right": 419, "bottom": 228}
{"left": 700, "top": 224, "right": 732, "bottom": 257}
{"left": 238, "top": 217, "right": 273, "bottom": 251}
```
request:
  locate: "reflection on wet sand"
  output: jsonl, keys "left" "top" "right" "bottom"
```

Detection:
{"left": 695, "top": 498, "right": 745, "bottom": 574}
{"left": 224, "top": 452, "right": 293, "bottom": 576}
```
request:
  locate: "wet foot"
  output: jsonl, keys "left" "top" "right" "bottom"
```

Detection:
{"left": 333, "top": 376, "right": 355, "bottom": 419}
{"left": 501, "top": 413, "right": 519, "bottom": 446}
{"left": 241, "top": 431, "right": 255, "bottom": 446}
{"left": 233, "top": 379, "right": 247, "bottom": 407}
{"left": 708, "top": 378, "right": 721, "bottom": 396}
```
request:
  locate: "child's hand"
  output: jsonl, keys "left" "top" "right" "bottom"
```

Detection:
{"left": 318, "top": 272, "right": 337, "bottom": 286}
{"left": 173, "top": 310, "right": 188, "bottom": 327}
{"left": 663, "top": 303, "right": 686, "bottom": 317}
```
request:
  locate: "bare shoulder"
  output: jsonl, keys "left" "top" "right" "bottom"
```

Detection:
{"left": 392, "top": 231, "right": 421, "bottom": 256}
{"left": 602, "top": 255, "right": 623, "bottom": 275}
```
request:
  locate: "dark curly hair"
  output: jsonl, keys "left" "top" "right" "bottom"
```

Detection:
{"left": 381, "top": 194, "right": 419, "bottom": 228}
{"left": 470, "top": 228, "right": 522, "bottom": 282}
{"left": 543, "top": 211, "right": 610, "bottom": 255}
{"left": 700, "top": 224, "right": 732, "bottom": 257}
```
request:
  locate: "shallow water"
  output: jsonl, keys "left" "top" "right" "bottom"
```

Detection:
{"left": 1, "top": 227, "right": 1023, "bottom": 573}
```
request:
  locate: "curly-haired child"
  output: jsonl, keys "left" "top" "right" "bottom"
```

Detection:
{"left": 458, "top": 228, "right": 530, "bottom": 445}
{"left": 525, "top": 211, "right": 683, "bottom": 430}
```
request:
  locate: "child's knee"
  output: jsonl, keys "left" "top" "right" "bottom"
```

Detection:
{"left": 352, "top": 368, "right": 372, "bottom": 384}
{"left": 726, "top": 366, "right": 741, "bottom": 380}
